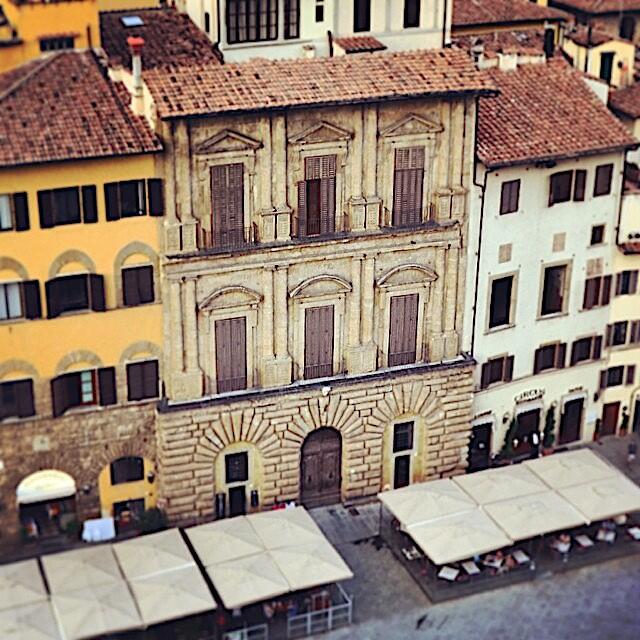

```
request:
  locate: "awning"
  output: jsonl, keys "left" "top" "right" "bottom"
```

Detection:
{"left": 483, "top": 491, "right": 587, "bottom": 541}
{"left": 453, "top": 464, "right": 548, "bottom": 505}
{"left": 270, "top": 540, "right": 354, "bottom": 592}
{"left": 129, "top": 565, "right": 217, "bottom": 627}
{"left": 16, "top": 470, "right": 76, "bottom": 505}
{"left": 41, "top": 546, "right": 123, "bottom": 593}
{"left": 207, "top": 552, "right": 290, "bottom": 610}
{"left": 186, "top": 516, "right": 265, "bottom": 566}
{"left": 378, "top": 478, "right": 476, "bottom": 528}
{"left": 0, "top": 600, "right": 62, "bottom": 640}
{"left": 524, "top": 449, "right": 616, "bottom": 489}
{"left": 114, "top": 528, "right": 194, "bottom": 579}
{"left": 0, "top": 559, "right": 48, "bottom": 612}
{"left": 249, "top": 506, "right": 326, "bottom": 550}
{"left": 51, "top": 581, "right": 142, "bottom": 640}
{"left": 407, "top": 509, "right": 512, "bottom": 565}
{"left": 558, "top": 475, "right": 640, "bottom": 523}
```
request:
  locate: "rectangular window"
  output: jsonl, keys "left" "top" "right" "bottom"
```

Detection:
{"left": 39, "top": 36, "right": 74, "bottom": 52}
{"left": 126, "top": 360, "right": 159, "bottom": 401}
{"left": 110, "top": 457, "right": 144, "bottom": 485}
{"left": 45, "top": 274, "right": 105, "bottom": 318}
{"left": 226, "top": 0, "right": 278, "bottom": 44}
{"left": 590, "top": 224, "right": 605, "bottom": 246}
{"left": 0, "top": 192, "right": 29, "bottom": 232}
{"left": 51, "top": 366, "right": 116, "bottom": 417}
{"left": 0, "top": 379, "right": 35, "bottom": 421}
{"left": 541, "top": 265, "right": 567, "bottom": 315}
{"left": 549, "top": 171, "right": 573, "bottom": 206}
{"left": 284, "top": 0, "right": 300, "bottom": 39}
{"left": 297, "top": 155, "right": 336, "bottom": 237}
{"left": 225, "top": 452, "right": 249, "bottom": 483}
{"left": 599, "top": 52, "right": 614, "bottom": 84}
{"left": 392, "top": 147, "right": 425, "bottom": 227}
{"left": 215, "top": 316, "right": 247, "bottom": 393}
{"left": 480, "top": 355, "right": 514, "bottom": 389}
{"left": 630, "top": 320, "right": 640, "bottom": 344}
{"left": 211, "top": 163, "right": 246, "bottom": 248}
{"left": 388, "top": 293, "right": 419, "bottom": 367}
{"left": 304, "top": 305, "right": 334, "bottom": 379}
{"left": 315, "top": 0, "right": 324, "bottom": 21}
{"left": 499, "top": 180, "right": 520, "bottom": 214}
{"left": 38, "top": 187, "right": 81, "bottom": 227}
{"left": 403, "top": 0, "right": 420, "bottom": 28}
{"left": 354, "top": 0, "right": 371, "bottom": 31}
{"left": 0, "top": 282, "right": 22, "bottom": 320}
{"left": 604, "top": 366, "right": 624, "bottom": 388}
{"left": 583, "top": 274, "right": 611, "bottom": 309}
{"left": 627, "top": 365, "right": 636, "bottom": 385}
{"left": 594, "top": 164, "right": 613, "bottom": 196}
{"left": 570, "top": 335, "right": 602, "bottom": 365}
{"left": 393, "top": 422, "right": 414, "bottom": 453}
{"left": 122, "top": 265, "right": 154, "bottom": 307}
{"left": 606, "top": 321, "right": 629, "bottom": 347}
{"left": 104, "top": 180, "right": 146, "bottom": 220}
{"left": 615, "top": 270, "right": 638, "bottom": 296}
{"left": 488, "top": 276, "right": 513, "bottom": 328}
{"left": 573, "top": 169, "right": 586, "bottom": 201}
{"left": 533, "top": 342, "right": 566, "bottom": 374}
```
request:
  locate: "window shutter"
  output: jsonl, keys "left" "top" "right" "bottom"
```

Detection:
{"left": 533, "top": 348, "right": 542, "bottom": 374}
{"left": 51, "top": 376, "right": 70, "bottom": 417}
{"left": 37, "top": 190, "right": 55, "bottom": 228}
{"left": 22, "top": 280, "right": 42, "bottom": 319}
{"left": 626, "top": 365, "right": 636, "bottom": 385}
{"left": 143, "top": 360, "right": 159, "bottom": 398}
{"left": 98, "top": 367, "right": 117, "bottom": 405}
{"left": 570, "top": 342, "right": 578, "bottom": 366}
{"left": 127, "top": 362, "right": 144, "bottom": 401}
{"left": 296, "top": 180, "right": 307, "bottom": 238}
{"left": 139, "top": 266, "right": 154, "bottom": 304}
{"left": 504, "top": 355, "right": 514, "bottom": 382}
{"left": 615, "top": 273, "right": 623, "bottom": 296}
{"left": 583, "top": 278, "right": 598, "bottom": 309}
{"left": 573, "top": 170, "right": 586, "bottom": 201}
{"left": 593, "top": 335, "right": 603, "bottom": 359}
{"left": 629, "top": 270, "right": 639, "bottom": 295}
{"left": 556, "top": 343, "right": 566, "bottom": 369}
{"left": 122, "top": 269, "right": 140, "bottom": 307}
{"left": 230, "top": 317, "right": 247, "bottom": 389}
{"left": 89, "top": 274, "right": 106, "bottom": 311}
{"left": 104, "top": 183, "right": 121, "bottom": 221}
{"left": 45, "top": 279, "right": 61, "bottom": 319}
{"left": 15, "top": 379, "right": 35, "bottom": 418}
{"left": 81, "top": 185, "right": 98, "bottom": 223}
{"left": 480, "top": 362, "right": 490, "bottom": 389}
{"left": 215, "top": 317, "right": 246, "bottom": 392}
{"left": 388, "top": 294, "right": 418, "bottom": 367}
{"left": 13, "top": 193, "right": 29, "bottom": 231}
{"left": 304, "top": 306, "right": 333, "bottom": 378}
{"left": 605, "top": 324, "right": 614, "bottom": 347}
{"left": 601, "top": 275, "right": 612, "bottom": 305}
{"left": 599, "top": 370, "right": 607, "bottom": 390}
{"left": 147, "top": 179, "right": 164, "bottom": 216}
{"left": 319, "top": 167, "right": 336, "bottom": 235}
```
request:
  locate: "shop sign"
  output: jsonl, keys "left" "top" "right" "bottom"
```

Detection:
{"left": 515, "top": 388, "right": 544, "bottom": 404}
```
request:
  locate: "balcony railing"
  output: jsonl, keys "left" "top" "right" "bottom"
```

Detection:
{"left": 198, "top": 223, "right": 258, "bottom": 252}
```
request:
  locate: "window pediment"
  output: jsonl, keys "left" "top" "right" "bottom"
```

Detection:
{"left": 195, "top": 130, "right": 262, "bottom": 155}
{"left": 199, "top": 285, "right": 262, "bottom": 312}
{"left": 380, "top": 113, "right": 443, "bottom": 139}
{"left": 288, "top": 121, "right": 353, "bottom": 146}
{"left": 377, "top": 264, "right": 437, "bottom": 288}
{"left": 290, "top": 275, "right": 352, "bottom": 299}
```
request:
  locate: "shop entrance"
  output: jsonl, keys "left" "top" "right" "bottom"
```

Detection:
{"left": 300, "top": 427, "right": 342, "bottom": 508}
{"left": 514, "top": 409, "right": 541, "bottom": 458}
{"left": 601, "top": 402, "right": 620, "bottom": 437}
{"left": 467, "top": 423, "right": 492, "bottom": 472}
{"left": 559, "top": 398, "right": 584, "bottom": 444}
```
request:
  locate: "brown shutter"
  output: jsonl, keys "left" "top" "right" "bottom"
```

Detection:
{"left": 629, "top": 270, "right": 638, "bottom": 294}
{"left": 304, "top": 305, "right": 334, "bottom": 379}
{"left": 605, "top": 323, "right": 614, "bottom": 347}
{"left": 319, "top": 155, "right": 336, "bottom": 234}
{"left": 504, "top": 355, "right": 514, "bottom": 382}
{"left": 127, "top": 362, "right": 144, "bottom": 401}
{"left": 104, "top": 183, "right": 121, "bottom": 221}
{"left": 533, "top": 348, "right": 542, "bottom": 374}
{"left": 147, "top": 179, "right": 164, "bottom": 216}
{"left": 388, "top": 294, "right": 419, "bottom": 367}
{"left": 211, "top": 164, "right": 244, "bottom": 247}
{"left": 570, "top": 341, "right": 578, "bottom": 366}
{"left": 81, "top": 185, "right": 98, "bottom": 223}
{"left": 599, "top": 370, "right": 607, "bottom": 390}
{"left": 45, "top": 279, "right": 61, "bottom": 319}
{"left": 593, "top": 335, "right": 603, "bottom": 359}
{"left": 630, "top": 321, "right": 640, "bottom": 344}
{"left": 615, "top": 273, "right": 623, "bottom": 296}
{"left": 480, "top": 362, "right": 490, "bottom": 389}
{"left": 22, "top": 280, "right": 41, "bottom": 319}
{"left": 215, "top": 317, "right": 246, "bottom": 392}
{"left": 296, "top": 180, "right": 307, "bottom": 237}
{"left": 37, "top": 190, "right": 55, "bottom": 228}
{"left": 393, "top": 148, "right": 424, "bottom": 226}
{"left": 583, "top": 278, "right": 598, "bottom": 309}
{"left": 626, "top": 365, "right": 636, "bottom": 385}
{"left": 15, "top": 379, "right": 35, "bottom": 418}
{"left": 556, "top": 342, "right": 566, "bottom": 368}
{"left": 573, "top": 170, "right": 586, "bottom": 201}
{"left": 122, "top": 269, "right": 140, "bottom": 306}
{"left": 98, "top": 367, "right": 117, "bottom": 406}
{"left": 143, "top": 360, "right": 159, "bottom": 398}
{"left": 13, "top": 193, "right": 29, "bottom": 231}
{"left": 601, "top": 275, "right": 612, "bottom": 305}
{"left": 138, "top": 266, "right": 154, "bottom": 303}
{"left": 89, "top": 274, "right": 106, "bottom": 311}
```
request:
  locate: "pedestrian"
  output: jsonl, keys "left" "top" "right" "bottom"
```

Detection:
{"left": 619, "top": 407, "right": 629, "bottom": 437}
{"left": 628, "top": 440, "right": 637, "bottom": 466}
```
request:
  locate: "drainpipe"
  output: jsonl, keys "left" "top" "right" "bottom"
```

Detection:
{"left": 128, "top": 36, "right": 145, "bottom": 117}
{"left": 442, "top": 0, "right": 450, "bottom": 48}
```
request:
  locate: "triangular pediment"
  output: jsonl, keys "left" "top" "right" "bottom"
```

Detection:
{"left": 380, "top": 113, "right": 443, "bottom": 138}
{"left": 288, "top": 121, "right": 353, "bottom": 145}
{"left": 195, "top": 129, "right": 262, "bottom": 154}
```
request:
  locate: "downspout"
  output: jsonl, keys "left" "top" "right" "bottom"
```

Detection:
{"left": 442, "top": 0, "right": 450, "bottom": 48}
{"left": 615, "top": 149, "right": 629, "bottom": 248}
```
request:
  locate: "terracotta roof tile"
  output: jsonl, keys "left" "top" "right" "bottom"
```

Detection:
{"left": 565, "top": 25, "right": 622, "bottom": 47}
{"left": 551, "top": 1, "right": 640, "bottom": 14}
{"left": 0, "top": 51, "right": 161, "bottom": 168}
{"left": 453, "top": 0, "right": 567, "bottom": 27}
{"left": 333, "top": 36, "right": 387, "bottom": 53}
{"left": 145, "top": 47, "right": 496, "bottom": 120}
{"left": 477, "top": 59, "right": 637, "bottom": 169}
{"left": 609, "top": 82, "right": 640, "bottom": 119}
{"left": 620, "top": 241, "right": 640, "bottom": 254}
{"left": 454, "top": 29, "right": 546, "bottom": 58}
{"left": 100, "top": 7, "right": 222, "bottom": 71}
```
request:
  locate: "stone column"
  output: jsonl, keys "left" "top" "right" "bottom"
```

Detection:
{"left": 184, "top": 277, "right": 200, "bottom": 373}
{"left": 162, "top": 122, "right": 181, "bottom": 253}
{"left": 348, "top": 108, "right": 366, "bottom": 230}
{"left": 263, "top": 265, "right": 292, "bottom": 386}
{"left": 347, "top": 256, "right": 377, "bottom": 373}
{"left": 443, "top": 245, "right": 461, "bottom": 358}
{"left": 272, "top": 114, "right": 292, "bottom": 240}
{"left": 169, "top": 280, "right": 184, "bottom": 376}
{"left": 262, "top": 267, "right": 275, "bottom": 360}
{"left": 175, "top": 120, "right": 197, "bottom": 252}
{"left": 362, "top": 105, "right": 381, "bottom": 229}
{"left": 428, "top": 248, "right": 446, "bottom": 362}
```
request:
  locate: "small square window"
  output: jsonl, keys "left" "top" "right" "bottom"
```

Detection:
{"left": 590, "top": 225, "right": 605, "bottom": 246}
{"left": 393, "top": 422, "right": 414, "bottom": 453}
{"left": 225, "top": 452, "right": 248, "bottom": 484}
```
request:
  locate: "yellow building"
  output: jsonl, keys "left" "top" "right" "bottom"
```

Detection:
{"left": 0, "top": 0, "right": 101, "bottom": 73}
{"left": 0, "top": 50, "right": 164, "bottom": 545}
{"left": 97, "top": 0, "right": 159, "bottom": 10}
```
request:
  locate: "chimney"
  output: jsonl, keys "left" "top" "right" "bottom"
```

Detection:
{"left": 127, "top": 36, "right": 145, "bottom": 116}
{"left": 470, "top": 40, "right": 485, "bottom": 69}
{"left": 543, "top": 25, "right": 555, "bottom": 59}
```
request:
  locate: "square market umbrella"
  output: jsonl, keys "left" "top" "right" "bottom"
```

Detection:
{"left": 249, "top": 506, "right": 326, "bottom": 550}
{"left": 0, "top": 600, "right": 62, "bottom": 640}
{"left": 0, "top": 559, "right": 48, "bottom": 612}
{"left": 524, "top": 449, "right": 616, "bottom": 489}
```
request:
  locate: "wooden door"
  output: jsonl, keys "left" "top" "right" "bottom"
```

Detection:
{"left": 393, "top": 455, "right": 411, "bottom": 489}
{"left": 467, "top": 423, "right": 491, "bottom": 472}
{"left": 300, "top": 428, "right": 341, "bottom": 508}
{"left": 514, "top": 410, "right": 540, "bottom": 458}
{"left": 228, "top": 486, "right": 246, "bottom": 517}
{"left": 601, "top": 402, "right": 620, "bottom": 437}
{"left": 559, "top": 398, "right": 584, "bottom": 444}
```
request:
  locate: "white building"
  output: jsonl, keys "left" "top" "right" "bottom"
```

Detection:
{"left": 174, "top": 0, "right": 452, "bottom": 60}
{"left": 463, "top": 55, "right": 637, "bottom": 470}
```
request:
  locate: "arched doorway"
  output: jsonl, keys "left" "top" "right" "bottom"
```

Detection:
{"left": 300, "top": 427, "right": 342, "bottom": 508}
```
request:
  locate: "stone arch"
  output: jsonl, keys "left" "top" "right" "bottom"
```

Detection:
{"left": 0, "top": 256, "right": 28, "bottom": 280}
{"left": 199, "top": 285, "right": 262, "bottom": 312}
{"left": 114, "top": 242, "right": 160, "bottom": 306}
{"left": 55, "top": 350, "right": 103, "bottom": 376}
{"left": 48, "top": 250, "right": 95, "bottom": 280}
{"left": 119, "top": 340, "right": 162, "bottom": 364}
{"left": 0, "top": 359, "right": 39, "bottom": 381}
{"left": 377, "top": 264, "right": 438, "bottom": 288}
{"left": 289, "top": 275, "right": 352, "bottom": 299}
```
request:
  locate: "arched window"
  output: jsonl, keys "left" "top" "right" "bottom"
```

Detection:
{"left": 110, "top": 456, "right": 144, "bottom": 485}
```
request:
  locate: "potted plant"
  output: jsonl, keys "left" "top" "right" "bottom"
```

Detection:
{"left": 542, "top": 406, "right": 556, "bottom": 455}
{"left": 499, "top": 416, "right": 518, "bottom": 461}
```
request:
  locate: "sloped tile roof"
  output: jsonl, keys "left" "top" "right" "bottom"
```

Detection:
{"left": 0, "top": 51, "right": 161, "bottom": 168}
{"left": 477, "top": 58, "right": 637, "bottom": 169}
{"left": 550, "top": 1, "right": 640, "bottom": 14}
{"left": 453, "top": 0, "right": 567, "bottom": 27}
{"left": 454, "top": 29, "right": 546, "bottom": 58}
{"left": 100, "top": 7, "right": 222, "bottom": 71}
{"left": 144, "top": 47, "right": 497, "bottom": 120}
{"left": 565, "top": 24, "right": 624, "bottom": 47}
{"left": 609, "top": 82, "right": 640, "bottom": 119}
{"left": 333, "top": 36, "right": 387, "bottom": 53}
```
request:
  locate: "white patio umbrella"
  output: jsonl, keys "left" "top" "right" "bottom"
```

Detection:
{"left": 113, "top": 528, "right": 194, "bottom": 579}
{"left": 186, "top": 516, "right": 265, "bottom": 566}
{"left": 0, "top": 559, "right": 48, "bottom": 611}
{"left": 0, "top": 600, "right": 62, "bottom": 640}
{"left": 378, "top": 478, "right": 476, "bottom": 529}
{"left": 51, "top": 581, "right": 142, "bottom": 640}
{"left": 483, "top": 491, "right": 587, "bottom": 541}
{"left": 41, "top": 545, "right": 122, "bottom": 593}
{"left": 558, "top": 475, "right": 640, "bottom": 524}
{"left": 453, "top": 464, "right": 548, "bottom": 505}
{"left": 249, "top": 507, "right": 326, "bottom": 550}
{"left": 407, "top": 509, "right": 512, "bottom": 565}
{"left": 129, "top": 565, "right": 217, "bottom": 627}
{"left": 207, "top": 552, "right": 289, "bottom": 609}
{"left": 270, "top": 540, "right": 353, "bottom": 592}
{"left": 524, "top": 448, "right": 616, "bottom": 489}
